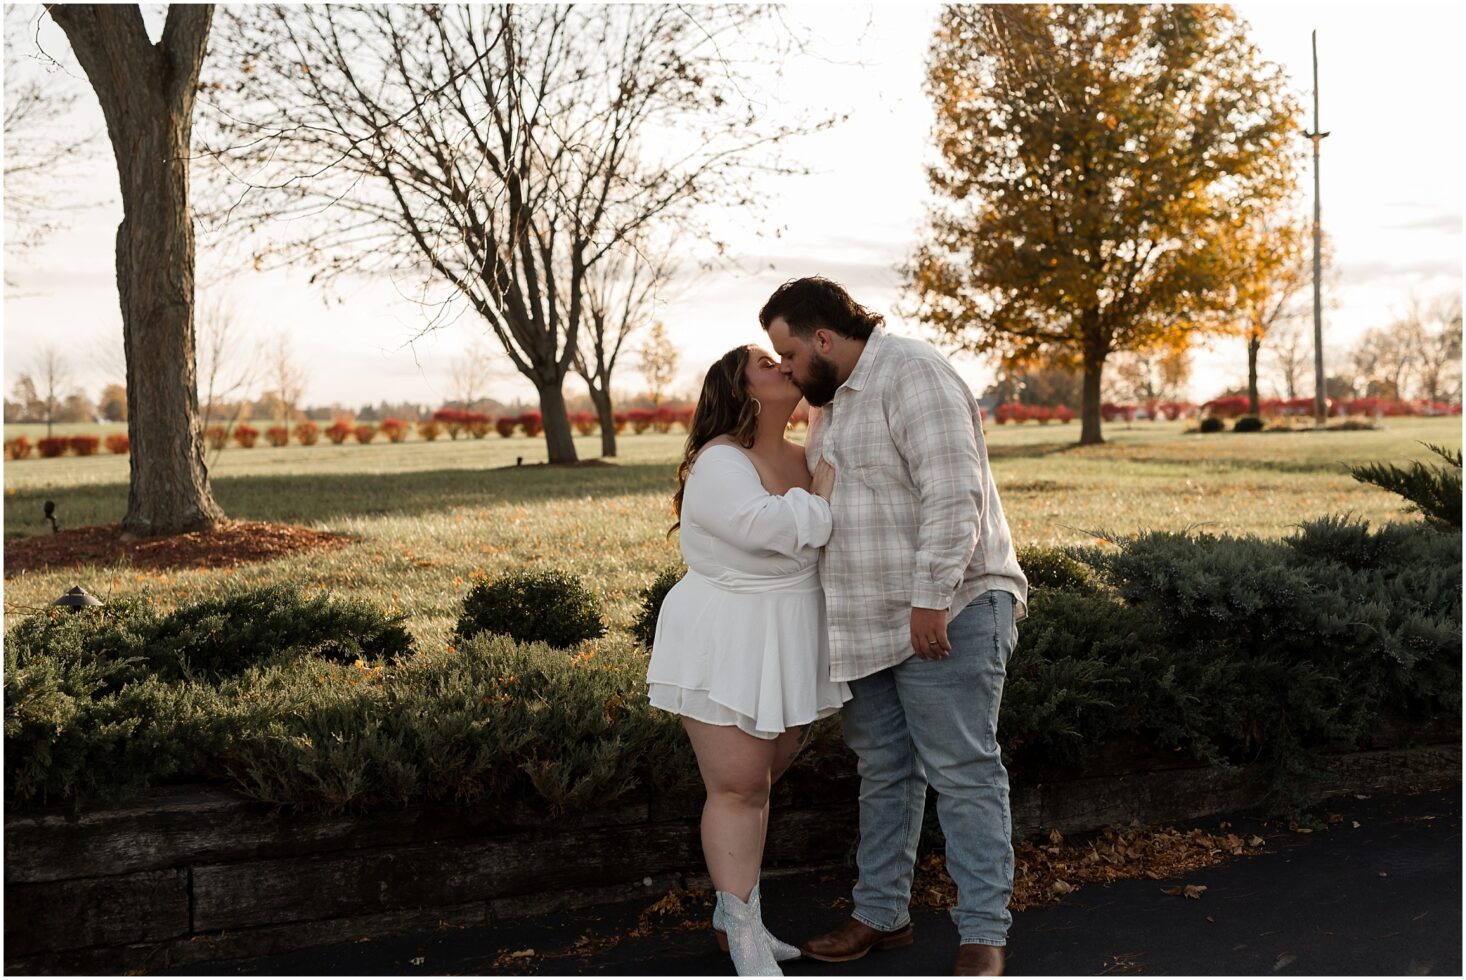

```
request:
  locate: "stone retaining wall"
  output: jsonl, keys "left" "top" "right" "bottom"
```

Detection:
{"left": 6, "top": 741, "right": 1460, "bottom": 975}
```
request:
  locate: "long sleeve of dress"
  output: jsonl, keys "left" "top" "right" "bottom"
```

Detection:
{"left": 683, "top": 446, "right": 833, "bottom": 558}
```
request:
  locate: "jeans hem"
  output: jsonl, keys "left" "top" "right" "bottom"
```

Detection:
{"left": 852, "top": 909, "right": 912, "bottom": 933}
{"left": 959, "top": 936, "right": 1007, "bottom": 948}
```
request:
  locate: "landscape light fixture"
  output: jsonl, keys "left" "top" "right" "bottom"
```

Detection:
{"left": 52, "top": 586, "right": 102, "bottom": 612}
{"left": 43, "top": 499, "right": 59, "bottom": 533}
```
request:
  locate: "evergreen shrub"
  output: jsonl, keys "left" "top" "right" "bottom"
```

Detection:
{"left": 6, "top": 523, "right": 1458, "bottom": 817}
{"left": 1232, "top": 415, "right": 1265, "bottom": 433}
{"left": 4, "top": 585, "right": 413, "bottom": 687}
{"left": 1350, "top": 443, "right": 1462, "bottom": 529}
{"left": 1016, "top": 546, "right": 1099, "bottom": 595}
{"left": 1198, "top": 416, "right": 1226, "bottom": 433}
{"left": 630, "top": 564, "right": 686, "bottom": 648}
{"left": 454, "top": 570, "right": 606, "bottom": 650}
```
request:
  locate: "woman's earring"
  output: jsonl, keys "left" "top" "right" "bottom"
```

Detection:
{"left": 751, "top": 398, "right": 762, "bottom": 417}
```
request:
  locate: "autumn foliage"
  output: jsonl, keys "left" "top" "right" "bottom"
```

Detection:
{"left": 907, "top": 5, "right": 1302, "bottom": 445}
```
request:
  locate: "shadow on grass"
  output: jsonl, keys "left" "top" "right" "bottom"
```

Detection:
{"left": 985, "top": 440, "right": 1087, "bottom": 460}
{"left": 2, "top": 464, "right": 678, "bottom": 541}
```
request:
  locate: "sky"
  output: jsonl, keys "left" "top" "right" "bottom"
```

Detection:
{"left": 3, "top": 2, "right": 1462, "bottom": 412}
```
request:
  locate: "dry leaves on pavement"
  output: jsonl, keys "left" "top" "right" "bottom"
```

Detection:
{"left": 913, "top": 822, "right": 1267, "bottom": 911}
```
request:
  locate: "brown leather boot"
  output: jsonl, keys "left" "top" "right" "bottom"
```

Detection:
{"left": 800, "top": 917, "right": 914, "bottom": 963}
{"left": 953, "top": 942, "right": 1005, "bottom": 976}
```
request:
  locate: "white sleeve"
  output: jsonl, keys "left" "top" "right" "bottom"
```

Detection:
{"left": 683, "top": 448, "right": 832, "bottom": 557}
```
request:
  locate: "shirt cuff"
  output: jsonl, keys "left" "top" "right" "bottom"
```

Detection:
{"left": 910, "top": 567, "right": 957, "bottom": 611}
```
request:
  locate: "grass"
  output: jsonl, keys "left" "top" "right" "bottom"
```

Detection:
{"left": 4, "top": 417, "right": 1460, "bottom": 641}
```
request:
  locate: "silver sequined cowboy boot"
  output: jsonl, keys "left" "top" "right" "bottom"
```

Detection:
{"left": 714, "top": 886, "right": 783, "bottom": 976}
{"left": 713, "top": 883, "right": 801, "bottom": 962}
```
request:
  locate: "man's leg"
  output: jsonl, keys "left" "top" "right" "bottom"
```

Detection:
{"left": 895, "top": 591, "right": 1018, "bottom": 948}
{"left": 842, "top": 665, "right": 929, "bottom": 933}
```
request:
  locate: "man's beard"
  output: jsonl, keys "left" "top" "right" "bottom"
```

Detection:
{"left": 796, "top": 350, "right": 842, "bottom": 407}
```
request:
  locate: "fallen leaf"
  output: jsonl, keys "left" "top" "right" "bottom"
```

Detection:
{"left": 1051, "top": 878, "right": 1075, "bottom": 895}
{"left": 1183, "top": 884, "right": 1207, "bottom": 899}
{"left": 1249, "top": 835, "right": 1265, "bottom": 847}
{"left": 1351, "top": 821, "right": 1360, "bottom": 829}
{"left": 1378, "top": 872, "right": 1388, "bottom": 878}
{"left": 409, "top": 957, "right": 425, "bottom": 966}
{"left": 1274, "top": 952, "right": 1296, "bottom": 971}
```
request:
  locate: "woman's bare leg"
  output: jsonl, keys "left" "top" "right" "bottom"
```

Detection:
{"left": 683, "top": 718, "right": 781, "bottom": 902}
{"left": 759, "top": 725, "right": 806, "bottom": 852}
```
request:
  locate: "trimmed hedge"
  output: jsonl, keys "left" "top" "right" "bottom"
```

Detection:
{"left": 630, "top": 564, "right": 686, "bottom": 648}
{"left": 5, "top": 521, "right": 1460, "bottom": 817}
{"left": 455, "top": 570, "right": 607, "bottom": 650}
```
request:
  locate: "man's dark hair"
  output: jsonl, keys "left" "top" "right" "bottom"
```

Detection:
{"left": 758, "top": 276, "right": 884, "bottom": 341}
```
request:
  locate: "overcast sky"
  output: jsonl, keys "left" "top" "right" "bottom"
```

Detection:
{"left": 4, "top": 2, "right": 1461, "bottom": 411}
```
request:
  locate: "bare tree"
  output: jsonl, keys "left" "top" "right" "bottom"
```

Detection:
{"left": 1399, "top": 293, "right": 1463, "bottom": 404}
{"left": 1350, "top": 322, "right": 1420, "bottom": 401}
{"left": 1269, "top": 319, "right": 1310, "bottom": 400}
{"left": 1103, "top": 342, "right": 1192, "bottom": 407}
{"left": 264, "top": 329, "right": 308, "bottom": 435}
{"left": 636, "top": 321, "right": 681, "bottom": 411}
{"left": 46, "top": 3, "right": 223, "bottom": 535}
{"left": 31, "top": 345, "right": 73, "bottom": 438}
{"left": 198, "top": 297, "right": 254, "bottom": 422}
{"left": 575, "top": 232, "right": 679, "bottom": 456}
{"left": 4, "top": 5, "right": 100, "bottom": 265}
{"left": 199, "top": 5, "right": 825, "bottom": 463}
{"left": 448, "top": 337, "right": 496, "bottom": 411}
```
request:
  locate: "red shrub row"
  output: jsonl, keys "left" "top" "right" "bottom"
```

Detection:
{"left": 16, "top": 435, "right": 108, "bottom": 458}
{"left": 1199, "top": 396, "right": 1464, "bottom": 419}
{"left": 993, "top": 403, "right": 1078, "bottom": 424}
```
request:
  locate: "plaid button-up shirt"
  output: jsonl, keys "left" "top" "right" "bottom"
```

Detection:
{"left": 805, "top": 326, "right": 1028, "bottom": 683}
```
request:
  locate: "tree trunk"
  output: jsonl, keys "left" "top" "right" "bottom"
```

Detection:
{"left": 588, "top": 385, "right": 618, "bottom": 458}
{"left": 1079, "top": 353, "right": 1105, "bottom": 446}
{"left": 1247, "top": 331, "right": 1262, "bottom": 417}
{"left": 536, "top": 383, "right": 578, "bottom": 464}
{"left": 49, "top": 4, "right": 223, "bottom": 536}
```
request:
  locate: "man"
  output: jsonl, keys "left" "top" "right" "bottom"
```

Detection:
{"left": 761, "top": 276, "right": 1028, "bottom": 977}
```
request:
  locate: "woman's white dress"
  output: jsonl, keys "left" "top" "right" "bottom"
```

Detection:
{"left": 647, "top": 444, "right": 851, "bottom": 739}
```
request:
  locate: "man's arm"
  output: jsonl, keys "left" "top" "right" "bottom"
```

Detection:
{"left": 886, "top": 357, "right": 984, "bottom": 658}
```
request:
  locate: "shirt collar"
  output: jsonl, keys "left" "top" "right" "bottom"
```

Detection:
{"left": 839, "top": 325, "right": 886, "bottom": 394}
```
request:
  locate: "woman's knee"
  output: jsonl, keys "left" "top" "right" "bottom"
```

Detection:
{"left": 705, "top": 771, "right": 772, "bottom": 808}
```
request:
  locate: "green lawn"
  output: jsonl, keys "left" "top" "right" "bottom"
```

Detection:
{"left": 4, "top": 417, "right": 1459, "bottom": 641}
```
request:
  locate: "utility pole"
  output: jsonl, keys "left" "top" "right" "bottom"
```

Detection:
{"left": 1304, "top": 30, "right": 1330, "bottom": 425}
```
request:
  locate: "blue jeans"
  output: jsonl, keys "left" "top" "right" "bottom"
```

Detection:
{"left": 842, "top": 590, "right": 1019, "bottom": 947}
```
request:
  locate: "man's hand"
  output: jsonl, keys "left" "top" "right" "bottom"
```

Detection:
{"left": 812, "top": 458, "right": 836, "bottom": 500}
{"left": 910, "top": 606, "right": 950, "bottom": 660}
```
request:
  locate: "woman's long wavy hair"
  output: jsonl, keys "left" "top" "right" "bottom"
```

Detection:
{"left": 670, "top": 345, "right": 760, "bottom": 535}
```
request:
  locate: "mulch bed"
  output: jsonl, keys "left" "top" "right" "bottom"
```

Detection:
{"left": 3, "top": 521, "right": 353, "bottom": 577}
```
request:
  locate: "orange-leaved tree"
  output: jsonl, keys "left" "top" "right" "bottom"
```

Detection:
{"left": 905, "top": 5, "right": 1302, "bottom": 444}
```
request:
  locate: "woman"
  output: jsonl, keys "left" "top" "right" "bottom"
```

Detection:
{"left": 647, "top": 344, "right": 848, "bottom": 976}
